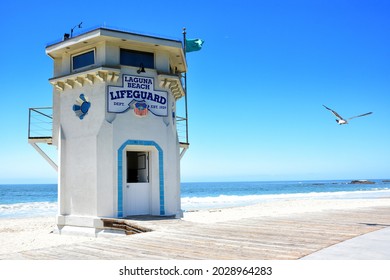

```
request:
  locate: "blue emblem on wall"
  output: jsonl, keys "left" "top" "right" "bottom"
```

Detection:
{"left": 72, "top": 94, "right": 91, "bottom": 120}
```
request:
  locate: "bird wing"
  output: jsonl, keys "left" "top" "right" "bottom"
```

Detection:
{"left": 323, "top": 105, "right": 344, "bottom": 120}
{"left": 347, "top": 112, "right": 373, "bottom": 120}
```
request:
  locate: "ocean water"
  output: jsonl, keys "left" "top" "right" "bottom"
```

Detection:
{"left": 181, "top": 180, "right": 390, "bottom": 210}
{"left": 0, "top": 184, "right": 57, "bottom": 218}
{"left": 1, "top": 180, "right": 389, "bottom": 218}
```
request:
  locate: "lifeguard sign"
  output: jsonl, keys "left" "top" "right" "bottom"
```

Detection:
{"left": 107, "top": 75, "right": 168, "bottom": 116}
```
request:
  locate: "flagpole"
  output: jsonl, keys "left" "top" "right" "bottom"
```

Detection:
{"left": 182, "top": 27, "right": 189, "bottom": 144}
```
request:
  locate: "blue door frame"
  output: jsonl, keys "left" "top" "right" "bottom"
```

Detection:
{"left": 117, "top": 140, "right": 165, "bottom": 217}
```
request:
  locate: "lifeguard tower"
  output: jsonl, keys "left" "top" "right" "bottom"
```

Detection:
{"left": 28, "top": 26, "right": 189, "bottom": 235}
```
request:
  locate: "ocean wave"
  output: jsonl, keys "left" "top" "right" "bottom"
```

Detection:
{"left": 0, "top": 202, "right": 58, "bottom": 218}
{"left": 181, "top": 189, "right": 390, "bottom": 211}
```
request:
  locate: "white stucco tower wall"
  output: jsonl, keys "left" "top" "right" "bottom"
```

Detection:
{"left": 46, "top": 27, "right": 188, "bottom": 235}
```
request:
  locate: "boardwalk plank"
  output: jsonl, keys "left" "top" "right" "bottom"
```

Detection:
{"left": 1, "top": 206, "right": 389, "bottom": 260}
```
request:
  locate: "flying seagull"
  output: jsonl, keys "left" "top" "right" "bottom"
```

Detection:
{"left": 323, "top": 105, "right": 372, "bottom": 125}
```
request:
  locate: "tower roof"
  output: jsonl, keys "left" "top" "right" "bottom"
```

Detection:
{"left": 46, "top": 26, "right": 187, "bottom": 73}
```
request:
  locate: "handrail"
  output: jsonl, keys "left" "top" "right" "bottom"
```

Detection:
{"left": 28, "top": 107, "right": 53, "bottom": 140}
{"left": 176, "top": 115, "right": 189, "bottom": 145}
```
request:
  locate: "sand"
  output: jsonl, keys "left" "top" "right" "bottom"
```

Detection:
{"left": 0, "top": 216, "right": 96, "bottom": 255}
{"left": 182, "top": 198, "right": 390, "bottom": 223}
{"left": 1, "top": 198, "right": 390, "bottom": 256}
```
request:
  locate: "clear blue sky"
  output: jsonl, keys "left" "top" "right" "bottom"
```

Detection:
{"left": 0, "top": 0, "right": 389, "bottom": 184}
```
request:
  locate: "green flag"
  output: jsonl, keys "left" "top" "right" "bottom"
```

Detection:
{"left": 185, "top": 38, "right": 204, "bottom": 52}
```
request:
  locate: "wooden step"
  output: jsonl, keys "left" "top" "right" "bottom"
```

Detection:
{"left": 101, "top": 218, "right": 152, "bottom": 235}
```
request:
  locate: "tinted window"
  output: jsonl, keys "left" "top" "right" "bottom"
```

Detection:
{"left": 120, "top": 49, "right": 154, "bottom": 68}
{"left": 72, "top": 50, "right": 95, "bottom": 70}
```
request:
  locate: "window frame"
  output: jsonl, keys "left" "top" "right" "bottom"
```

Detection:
{"left": 120, "top": 48, "right": 155, "bottom": 69}
{"left": 71, "top": 48, "right": 96, "bottom": 72}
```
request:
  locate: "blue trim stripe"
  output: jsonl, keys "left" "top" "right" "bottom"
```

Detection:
{"left": 117, "top": 140, "right": 165, "bottom": 217}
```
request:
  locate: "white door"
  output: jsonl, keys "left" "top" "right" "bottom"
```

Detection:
{"left": 124, "top": 152, "right": 150, "bottom": 216}
{"left": 125, "top": 183, "right": 150, "bottom": 215}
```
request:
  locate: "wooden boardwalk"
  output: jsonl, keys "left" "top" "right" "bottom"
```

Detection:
{"left": 2, "top": 206, "right": 390, "bottom": 260}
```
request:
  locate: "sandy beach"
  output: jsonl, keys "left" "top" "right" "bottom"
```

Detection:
{"left": 182, "top": 198, "right": 390, "bottom": 223}
{"left": 1, "top": 197, "right": 390, "bottom": 259}
{"left": 0, "top": 216, "right": 96, "bottom": 256}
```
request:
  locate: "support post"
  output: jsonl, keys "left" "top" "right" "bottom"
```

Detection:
{"left": 182, "top": 28, "right": 189, "bottom": 144}
{"left": 30, "top": 142, "right": 58, "bottom": 171}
